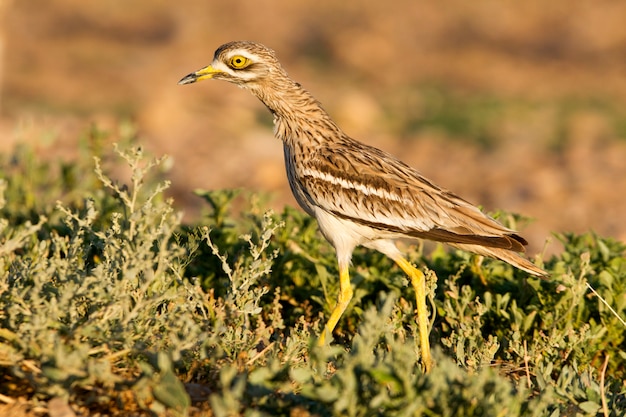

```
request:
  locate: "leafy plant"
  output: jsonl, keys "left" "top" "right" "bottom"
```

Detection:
{"left": 0, "top": 138, "right": 625, "bottom": 416}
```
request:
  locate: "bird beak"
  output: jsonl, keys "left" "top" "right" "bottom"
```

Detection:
{"left": 178, "top": 65, "right": 222, "bottom": 85}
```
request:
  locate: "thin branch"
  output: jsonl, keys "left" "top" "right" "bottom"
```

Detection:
{"left": 585, "top": 283, "right": 626, "bottom": 328}
{"left": 523, "top": 339, "right": 532, "bottom": 390}
{"left": 600, "top": 354, "right": 610, "bottom": 417}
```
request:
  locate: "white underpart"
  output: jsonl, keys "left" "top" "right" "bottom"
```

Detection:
{"left": 313, "top": 206, "right": 405, "bottom": 268}
{"left": 313, "top": 207, "right": 375, "bottom": 267}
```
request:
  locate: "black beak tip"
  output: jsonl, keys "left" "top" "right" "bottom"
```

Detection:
{"left": 178, "top": 73, "right": 197, "bottom": 85}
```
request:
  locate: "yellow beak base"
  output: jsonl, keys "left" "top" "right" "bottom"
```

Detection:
{"left": 178, "top": 65, "right": 221, "bottom": 85}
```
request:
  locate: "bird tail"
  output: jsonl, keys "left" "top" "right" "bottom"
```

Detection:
{"left": 451, "top": 243, "right": 548, "bottom": 277}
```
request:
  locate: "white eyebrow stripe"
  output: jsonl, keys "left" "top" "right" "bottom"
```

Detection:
{"left": 211, "top": 61, "right": 232, "bottom": 73}
{"left": 225, "top": 49, "right": 260, "bottom": 60}
{"left": 212, "top": 51, "right": 261, "bottom": 80}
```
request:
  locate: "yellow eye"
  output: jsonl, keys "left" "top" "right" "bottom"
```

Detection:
{"left": 229, "top": 55, "right": 250, "bottom": 69}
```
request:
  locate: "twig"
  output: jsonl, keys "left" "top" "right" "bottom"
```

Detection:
{"left": 523, "top": 340, "right": 532, "bottom": 390}
{"left": 585, "top": 283, "right": 626, "bottom": 327}
{"left": 246, "top": 341, "right": 275, "bottom": 366}
{"left": 600, "top": 354, "right": 610, "bottom": 417}
{"left": 0, "top": 393, "right": 15, "bottom": 404}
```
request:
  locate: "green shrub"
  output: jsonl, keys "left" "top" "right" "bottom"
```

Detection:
{"left": 0, "top": 137, "right": 625, "bottom": 416}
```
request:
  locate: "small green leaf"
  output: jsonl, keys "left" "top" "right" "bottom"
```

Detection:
{"left": 578, "top": 401, "right": 600, "bottom": 414}
{"left": 289, "top": 367, "right": 312, "bottom": 384}
{"left": 152, "top": 369, "right": 190, "bottom": 412}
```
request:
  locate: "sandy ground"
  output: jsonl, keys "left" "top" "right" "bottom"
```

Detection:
{"left": 2, "top": 0, "right": 626, "bottom": 258}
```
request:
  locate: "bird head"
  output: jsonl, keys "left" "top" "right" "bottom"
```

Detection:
{"left": 178, "top": 41, "right": 281, "bottom": 87}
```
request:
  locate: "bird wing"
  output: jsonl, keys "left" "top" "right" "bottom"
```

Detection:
{"left": 299, "top": 139, "right": 527, "bottom": 252}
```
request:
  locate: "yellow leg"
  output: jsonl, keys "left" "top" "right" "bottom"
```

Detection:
{"left": 470, "top": 255, "right": 488, "bottom": 286}
{"left": 394, "top": 258, "right": 432, "bottom": 372}
{"left": 318, "top": 264, "right": 353, "bottom": 346}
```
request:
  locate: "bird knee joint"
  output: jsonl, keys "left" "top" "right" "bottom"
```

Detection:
{"left": 410, "top": 270, "right": 425, "bottom": 287}
{"left": 338, "top": 286, "right": 353, "bottom": 305}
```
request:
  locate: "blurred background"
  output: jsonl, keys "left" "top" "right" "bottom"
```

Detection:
{"left": 1, "top": 0, "right": 626, "bottom": 256}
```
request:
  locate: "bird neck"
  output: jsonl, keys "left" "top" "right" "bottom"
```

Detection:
{"left": 249, "top": 78, "right": 344, "bottom": 147}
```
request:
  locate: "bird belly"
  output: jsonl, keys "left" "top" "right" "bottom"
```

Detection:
{"left": 312, "top": 206, "right": 389, "bottom": 266}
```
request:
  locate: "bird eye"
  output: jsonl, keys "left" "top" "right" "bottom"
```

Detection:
{"left": 229, "top": 55, "right": 250, "bottom": 69}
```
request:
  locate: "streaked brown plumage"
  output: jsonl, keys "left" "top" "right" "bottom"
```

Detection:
{"left": 179, "top": 40, "right": 547, "bottom": 371}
